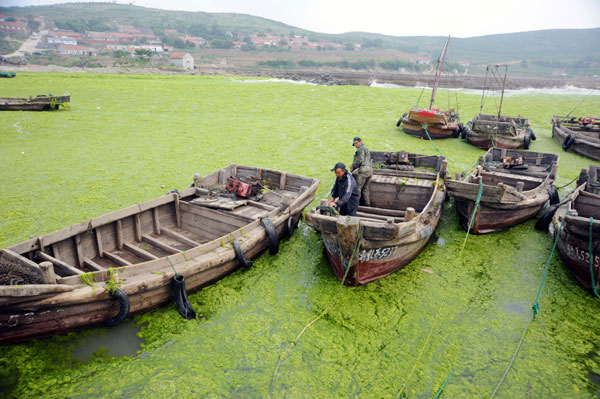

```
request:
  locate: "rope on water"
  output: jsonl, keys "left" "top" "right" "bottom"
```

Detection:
{"left": 269, "top": 225, "right": 363, "bottom": 396}
{"left": 557, "top": 175, "right": 580, "bottom": 189}
{"left": 589, "top": 217, "right": 600, "bottom": 298}
{"left": 434, "top": 373, "right": 451, "bottom": 399}
{"left": 490, "top": 213, "right": 568, "bottom": 398}
{"left": 422, "top": 124, "right": 450, "bottom": 162}
{"left": 459, "top": 181, "right": 485, "bottom": 258}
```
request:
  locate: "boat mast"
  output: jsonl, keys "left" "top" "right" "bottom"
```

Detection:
{"left": 429, "top": 35, "right": 450, "bottom": 110}
{"left": 497, "top": 64, "right": 508, "bottom": 117}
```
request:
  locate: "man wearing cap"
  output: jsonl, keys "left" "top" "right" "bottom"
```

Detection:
{"left": 328, "top": 162, "right": 359, "bottom": 216}
{"left": 350, "top": 137, "right": 373, "bottom": 206}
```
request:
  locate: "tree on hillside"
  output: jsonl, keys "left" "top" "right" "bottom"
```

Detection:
{"left": 344, "top": 43, "right": 355, "bottom": 51}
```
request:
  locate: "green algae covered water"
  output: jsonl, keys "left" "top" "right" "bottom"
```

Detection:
{"left": 0, "top": 73, "right": 599, "bottom": 398}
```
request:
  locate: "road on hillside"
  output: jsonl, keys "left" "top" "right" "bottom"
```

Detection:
{"left": 4, "top": 29, "right": 47, "bottom": 58}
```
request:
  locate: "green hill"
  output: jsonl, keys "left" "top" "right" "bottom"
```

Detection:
{"left": 1, "top": 2, "right": 599, "bottom": 73}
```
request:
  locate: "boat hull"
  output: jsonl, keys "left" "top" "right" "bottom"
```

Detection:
{"left": 0, "top": 95, "right": 70, "bottom": 111}
{"left": 402, "top": 123, "right": 457, "bottom": 139}
{"left": 454, "top": 198, "right": 544, "bottom": 234}
{"left": 464, "top": 114, "right": 532, "bottom": 150}
{"left": 446, "top": 148, "right": 558, "bottom": 234}
{"left": 553, "top": 172, "right": 600, "bottom": 295}
{"left": 0, "top": 164, "right": 319, "bottom": 344}
{"left": 552, "top": 118, "right": 600, "bottom": 161}
{"left": 322, "top": 229, "right": 435, "bottom": 286}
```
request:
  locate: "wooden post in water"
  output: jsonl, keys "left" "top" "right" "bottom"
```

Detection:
{"left": 39, "top": 261, "right": 56, "bottom": 284}
{"left": 336, "top": 216, "right": 360, "bottom": 272}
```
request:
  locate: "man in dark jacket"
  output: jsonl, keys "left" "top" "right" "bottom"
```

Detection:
{"left": 328, "top": 162, "right": 359, "bottom": 216}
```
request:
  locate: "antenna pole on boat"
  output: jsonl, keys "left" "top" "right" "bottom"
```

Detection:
{"left": 429, "top": 35, "right": 450, "bottom": 110}
{"left": 497, "top": 64, "right": 508, "bottom": 117}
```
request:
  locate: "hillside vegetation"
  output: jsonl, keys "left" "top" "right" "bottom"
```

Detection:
{"left": 1, "top": 3, "right": 599, "bottom": 76}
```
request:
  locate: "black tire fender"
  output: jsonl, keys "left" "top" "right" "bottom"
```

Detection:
{"left": 547, "top": 185, "right": 560, "bottom": 205}
{"left": 535, "top": 204, "right": 559, "bottom": 232}
{"left": 285, "top": 215, "right": 297, "bottom": 237}
{"left": 261, "top": 218, "right": 279, "bottom": 255}
{"left": 171, "top": 274, "right": 196, "bottom": 319}
{"left": 104, "top": 288, "right": 130, "bottom": 326}
{"left": 529, "top": 128, "right": 536, "bottom": 140}
{"left": 523, "top": 133, "right": 531, "bottom": 149}
{"left": 233, "top": 239, "right": 253, "bottom": 268}
{"left": 562, "top": 134, "right": 575, "bottom": 150}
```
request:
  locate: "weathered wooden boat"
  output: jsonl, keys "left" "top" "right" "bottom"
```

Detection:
{"left": 0, "top": 164, "right": 320, "bottom": 344}
{"left": 305, "top": 151, "right": 447, "bottom": 286}
{"left": 0, "top": 94, "right": 70, "bottom": 111}
{"left": 553, "top": 165, "right": 600, "bottom": 294}
{"left": 445, "top": 148, "right": 559, "bottom": 234}
{"left": 396, "top": 36, "right": 462, "bottom": 139}
{"left": 0, "top": 72, "right": 16, "bottom": 78}
{"left": 462, "top": 65, "right": 535, "bottom": 150}
{"left": 552, "top": 115, "right": 600, "bottom": 161}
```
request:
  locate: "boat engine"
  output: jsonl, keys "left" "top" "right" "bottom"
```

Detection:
{"left": 226, "top": 177, "right": 260, "bottom": 198}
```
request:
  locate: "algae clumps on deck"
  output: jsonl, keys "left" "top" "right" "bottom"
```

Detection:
{"left": 1, "top": 73, "right": 600, "bottom": 398}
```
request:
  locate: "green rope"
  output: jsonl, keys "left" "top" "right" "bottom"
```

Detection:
{"left": 459, "top": 181, "right": 485, "bottom": 258}
{"left": 532, "top": 213, "right": 568, "bottom": 316}
{"left": 490, "top": 212, "right": 568, "bottom": 398}
{"left": 166, "top": 255, "right": 179, "bottom": 277}
{"left": 434, "top": 373, "right": 451, "bottom": 399}
{"left": 589, "top": 217, "right": 600, "bottom": 298}
{"left": 490, "top": 135, "right": 495, "bottom": 148}
{"left": 422, "top": 124, "right": 445, "bottom": 157}
{"left": 557, "top": 175, "right": 579, "bottom": 189}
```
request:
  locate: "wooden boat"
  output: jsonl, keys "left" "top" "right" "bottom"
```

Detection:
{"left": 0, "top": 164, "right": 320, "bottom": 344}
{"left": 553, "top": 165, "right": 600, "bottom": 294}
{"left": 445, "top": 148, "right": 559, "bottom": 234}
{"left": 462, "top": 65, "right": 535, "bottom": 150}
{"left": 552, "top": 115, "right": 600, "bottom": 161}
{"left": 0, "top": 94, "right": 70, "bottom": 111}
{"left": 396, "top": 36, "right": 462, "bottom": 139}
{"left": 305, "top": 151, "right": 447, "bottom": 286}
{"left": 0, "top": 72, "right": 15, "bottom": 78}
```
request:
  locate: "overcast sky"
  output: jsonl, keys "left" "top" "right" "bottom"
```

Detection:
{"left": 3, "top": 0, "right": 600, "bottom": 37}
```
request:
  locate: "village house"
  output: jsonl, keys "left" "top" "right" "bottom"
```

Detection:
{"left": 57, "top": 44, "right": 96, "bottom": 57}
{"left": 47, "top": 36, "right": 78, "bottom": 46}
{"left": 0, "top": 21, "right": 28, "bottom": 35}
{"left": 169, "top": 52, "right": 194, "bottom": 70}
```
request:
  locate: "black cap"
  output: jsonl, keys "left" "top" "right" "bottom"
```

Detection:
{"left": 353, "top": 137, "right": 361, "bottom": 146}
{"left": 330, "top": 162, "right": 346, "bottom": 171}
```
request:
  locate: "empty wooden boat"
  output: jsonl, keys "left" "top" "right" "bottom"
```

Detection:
{"left": 463, "top": 114, "right": 534, "bottom": 150}
{"left": 0, "top": 94, "right": 70, "bottom": 111}
{"left": 445, "top": 148, "right": 559, "bottom": 234}
{"left": 396, "top": 36, "right": 462, "bottom": 139}
{"left": 552, "top": 115, "right": 600, "bottom": 161}
{"left": 462, "top": 65, "right": 535, "bottom": 150}
{"left": 0, "top": 164, "right": 319, "bottom": 344}
{"left": 553, "top": 165, "right": 600, "bottom": 294}
{"left": 305, "top": 151, "right": 447, "bottom": 286}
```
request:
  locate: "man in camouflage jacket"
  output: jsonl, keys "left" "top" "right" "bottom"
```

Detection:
{"left": 350, "top": 137, "right": 373, "bottom": 206}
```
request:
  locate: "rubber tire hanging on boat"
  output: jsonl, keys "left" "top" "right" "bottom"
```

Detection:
{"left": 396, "top": 112, "right": 408, "bottom": 127}
{"left": 547, "top": 185, "right": 560, "bottom": 205}
{"left": 529, "top": 128, "right": 537, "bottom": 140}
{"left": 261, "top": 218, "right": 279, "bottom": 255}
{"left": 523, "top": 133, "right": 531, "bottom": 149}
{"left": 562, "top": 134, "right": 575, "bottom": 151}
{"left": 171, "top": 274, "right": 196, "bottom": 319}
{"left": 461, "top": 127, "right": 468, "bottom": 140}
{"left": 453, "top": 123, "right": 464, "bottom": 138}
{"left": 535, "top": 204, "right": 559, "bottom": 232}
{"left": 104, "top": 288, "right": 130, "bottom": 326}
{"left": 286, "top": 216, "right": 297, "bottom": 237}
{"left": 232, "top": 239, "right": 253, "bottom": 268}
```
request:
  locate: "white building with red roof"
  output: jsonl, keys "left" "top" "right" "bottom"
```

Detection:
{"left": 168, "top": 52, "right": 194, "bottom": 70}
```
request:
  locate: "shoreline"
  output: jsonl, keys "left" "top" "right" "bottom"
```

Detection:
{"left": 1, "top": 64, "right": 599, "bottom": 90}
